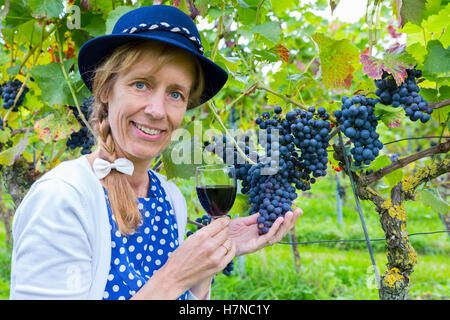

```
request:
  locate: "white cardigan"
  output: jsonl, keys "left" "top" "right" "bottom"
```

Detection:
{"left": 9, "top": 155, "right": 198, "bottom": 300}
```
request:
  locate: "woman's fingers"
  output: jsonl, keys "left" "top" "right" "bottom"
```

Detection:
{"left": 259, "top": 215, "right": 284, "bottom": 245}
{"left": 238, "top": 213, "right": 259, "bottom": 226}
{"left": 193, "top": 216, "right": 233, "bottom": 258}
{"left": 196, "top": 216, "right": 230, "bottom": 238}
{"left": 218, "top": 238, "right": 233, "bottom": 256}
{"left": 262, "top": 208, "right": 303, "bottom": 245}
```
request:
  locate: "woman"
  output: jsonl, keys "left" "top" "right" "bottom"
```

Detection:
{"left": 9, "top": 5, "right": 302, "bottom": 300}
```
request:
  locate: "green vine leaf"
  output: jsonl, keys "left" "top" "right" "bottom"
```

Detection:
{"left": 161, "top": 136, "right": 201, "bottom": 180}
{"left": 3, "top": 0, "right": 33, "bottom": 28}
{"left": 384, "top": 167, "right": 403, "bottom": 188}
{"left": 374, "top": 103, "right": 404, "bottom": 127}
{"left": 28, "top": 0, "right": 64, "bottom": 19}
{"left": 251, "top": 21, "right": 282, "bottom": 44}
{"left": 229, "top": 193, "right": 251, "bottom": 217}
{"left": 419, "top": 189, "right": 449, "bottom": 214}
{"left": 30, "top": 60, "right": 75, "bottom": 106}
{"left": 105, "top": 6, "right": 134, "bottom": 34}
{"left": 423, "top": 40, "right": 450, "bottom": 75}
{"left": 399, "top": 0, "right": 427, "bottom": 26}
{"left": 270, "top": 0, "right": 295, "bottom": 15}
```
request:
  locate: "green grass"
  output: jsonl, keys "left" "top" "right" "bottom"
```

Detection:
{"left": 0, "top": 225, "right": 11, "bottom": 300}
{"left": 0, "top": 173, "right": 448, "bottom": 300}
{"left": 211, "top": 245, "right": 449, "bottom": 300}
{"left": 209, "top": 175, "right": 450, "bottom": 300}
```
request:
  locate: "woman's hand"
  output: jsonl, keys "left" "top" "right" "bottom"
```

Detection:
{"left": 132, "top": 216, "right": 235, "bottom": 299}
{"left": 229, "top": 208, "right": 303, "bottom": 257}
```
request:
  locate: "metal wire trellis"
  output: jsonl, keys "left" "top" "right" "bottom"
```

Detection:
{"left": 278, "top": 230, "right": 450, "bottom": 245}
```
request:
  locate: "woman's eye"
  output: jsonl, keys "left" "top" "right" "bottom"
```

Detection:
{"left": 170, "top": 92, "right": 182, "bottom": 100}
{"left": 135, "top": 82, "right": 146, "bottom": 90}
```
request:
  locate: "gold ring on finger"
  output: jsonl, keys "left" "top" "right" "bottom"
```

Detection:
{"left": 221, "top": 243, "right": 231, "bottom": 254}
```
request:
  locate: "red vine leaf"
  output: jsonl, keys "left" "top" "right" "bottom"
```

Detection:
{"left": 360, "top": 44, "right": 415, "bottom": 85}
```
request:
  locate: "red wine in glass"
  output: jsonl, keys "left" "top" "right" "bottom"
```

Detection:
{"left": 196, "top": 185, "right": 236, "bottom": 217}
{"left": 195, "top": 164, "right": 237, "bottom": 218}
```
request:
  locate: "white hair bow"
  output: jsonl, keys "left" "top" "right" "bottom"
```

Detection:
{"left": 93, "top": 158, "right": 134, "bottom": 179}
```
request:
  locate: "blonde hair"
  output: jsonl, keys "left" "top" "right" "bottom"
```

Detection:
{"left": 90, "top": 40, "right": 204, "bottom": 234}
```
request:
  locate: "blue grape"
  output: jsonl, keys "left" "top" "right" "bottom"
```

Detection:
{"left": 375, "top": 68, "right": 432, "bottom": 123}
{"left": 333, "top": 94, "right": 383, "bottom": 167}
{"left": 1, "top": 79, "right": 29, "bottom": 112}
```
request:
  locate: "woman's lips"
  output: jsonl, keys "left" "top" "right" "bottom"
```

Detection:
{"left": 131, "top": 121, "right": 166, "bottom": 141}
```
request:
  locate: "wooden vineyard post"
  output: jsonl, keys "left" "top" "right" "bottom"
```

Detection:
{"left": 288, "top": 229, "right": 301, "bottom": 273}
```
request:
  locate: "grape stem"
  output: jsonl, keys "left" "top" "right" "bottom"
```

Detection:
{"left": 187, "top": 218, "right": 204, "bottom": 229}
{"left": 257, "top": 83, "right": 307, "bottom": 110}
{"left": 303, "top": 53, "right": 318, "bottom": 75}
{"left": 207, "top": 100, "right": 257, "bottom": 165}
{"left": 257, "top": 83, "right": 339, "bottom": 124}
{"left": 210, "top": 4, "right": 224, "bottom": 63}
{"left": 54, "top": 26, "right": 95, "bottom": 138}
{"left": 10, "top": 127, "right": 33, "bottom": 137}
{"left": 383, "top": 136, "right": 450, "bottom": 146}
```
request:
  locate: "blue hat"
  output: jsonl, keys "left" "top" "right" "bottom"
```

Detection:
{"left": 78, "top": 5, "right": 228, "bottom": 106}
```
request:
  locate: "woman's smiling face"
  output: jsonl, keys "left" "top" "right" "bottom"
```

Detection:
{"left": 102, "top": 48, "right": 194, "bottom": 164}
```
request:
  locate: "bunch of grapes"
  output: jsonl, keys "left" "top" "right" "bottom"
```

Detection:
{"left": 289, "top": 106, "right": 332, "bottom": 187}
{"left": 1, "top": 79, "right": 29, "bottom": 112}
{"left": 66, "top": 96, "right": 95, "bottom": 155}
{"left": 205, "top": 106, "right": 331, "bottom": 234}
{"left": 333, "top": 94, "right": 384, "bottom": 166}
{"left": 186, "top": 214, "right": 234, "bottom": 276}
{"left": 375, "top": 68, "right": 433, "bottom": 123}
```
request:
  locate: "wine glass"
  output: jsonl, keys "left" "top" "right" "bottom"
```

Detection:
{"left": 195, "top": 164, "right": 237, "bottom": 219}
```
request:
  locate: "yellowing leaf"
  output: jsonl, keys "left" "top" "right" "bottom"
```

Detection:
{"left": 34, "top": 111, "right": 81, "bottom": 144}
{"left": 0, "top": 135, "right": 29, "bottom": 166}
{"left": 312, "top": 33, "right": 360, "bottom": 90}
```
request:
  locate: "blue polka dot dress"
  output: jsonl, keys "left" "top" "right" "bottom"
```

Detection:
{"left": 102, "top": 170, "right": 189, "bottom": 300}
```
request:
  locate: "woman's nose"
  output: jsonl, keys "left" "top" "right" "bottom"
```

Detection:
{"left": 144, "top": 90, "right": 166, "bottom": 119}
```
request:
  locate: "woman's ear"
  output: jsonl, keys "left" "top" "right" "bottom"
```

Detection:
{"left": 100, "top": 89, "right": 109, "bottom": 105}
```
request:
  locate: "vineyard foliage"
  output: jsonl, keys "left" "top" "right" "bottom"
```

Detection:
{"left": 0, "top": 1, "right": 449, "bottom": 222}
{"left": 0, "top": 0, "right": 449, "bottom": 301}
